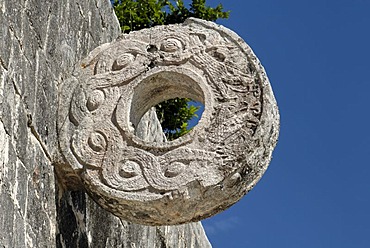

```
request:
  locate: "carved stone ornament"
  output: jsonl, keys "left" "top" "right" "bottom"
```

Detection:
{"left": 57, "top": 18, "right": 280, "bottom": 225}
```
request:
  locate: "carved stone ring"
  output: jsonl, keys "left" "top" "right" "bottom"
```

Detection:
{"left": 57, "top": 18, "right": 279, "bottom": 225}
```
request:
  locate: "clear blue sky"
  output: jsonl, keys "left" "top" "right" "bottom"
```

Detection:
{"left": 195, "top": 0, "right": 370, "bottom": 247}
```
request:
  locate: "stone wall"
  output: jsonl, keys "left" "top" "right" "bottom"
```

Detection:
{"left": 0, "top": 0, "right": 211, "bottom": 247}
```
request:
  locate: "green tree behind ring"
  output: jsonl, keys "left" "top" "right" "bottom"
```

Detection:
{"left": 112, "top": 0, "right": 229, "bottom": 140}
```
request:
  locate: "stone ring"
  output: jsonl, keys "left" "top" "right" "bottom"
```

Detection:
{"left": 57, "top": 18, "right": 279, "bottom": 225}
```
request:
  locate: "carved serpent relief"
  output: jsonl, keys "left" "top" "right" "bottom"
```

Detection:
{"left": 57, "top": 18, "right": 279, "bottom": 225}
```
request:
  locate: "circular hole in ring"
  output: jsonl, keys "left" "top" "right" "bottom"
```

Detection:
{"left": 130, "top": 70, "right": 205, "bottom": 142}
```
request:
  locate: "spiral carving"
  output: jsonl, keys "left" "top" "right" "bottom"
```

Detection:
{"left": 161, "top": 38, "right": 183, "bottom": 52}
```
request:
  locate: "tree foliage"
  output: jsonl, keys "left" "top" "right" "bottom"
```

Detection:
{"left": 155, "top": 98, "right": 199, "bottom": 140}
{"left": 112, "top": 0, "right": 229, "bottom": 140}
{"left": 112, "top": 0, "right": 229, "bottom": 33}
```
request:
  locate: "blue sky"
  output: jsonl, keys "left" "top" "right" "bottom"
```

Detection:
{"left": 195, "top": 1, "right": 370, "bottom": 247}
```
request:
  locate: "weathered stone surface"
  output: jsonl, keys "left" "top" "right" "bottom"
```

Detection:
{"left": 1, "top": 0, "right": 212, "bottom": 247}
{"left": 0, "top": 0, "right": 120, "bottom": 246}
{"left": 84, "top": 108, "right": 210, "bottom": 247}
{"left": 86, "top": 197, "right": 212, "bottom": 248}
{"left": 135, "top": 107, "right": 167, "bottom": 143}
{"left": 56, "top": 110, "right": 211, "bottom": 247}
{"left": 57, "top": 18, "right": 280, "bottom": 225}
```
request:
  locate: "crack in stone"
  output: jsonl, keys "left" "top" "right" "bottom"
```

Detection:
{"left": 88, "top": 31, "right": 98, "bottom": 45}
{"left": 11, "top": 78, "right": 21, "bottom": 97}
{"left": 0, "top": 55, "right": 8, "bottom": 71}
{"left": 76, "top": 2, "right": 86, "bottom": 19}
{"left": 94, "top": 0, "right": 106, "bottom": 29}
{"left": 0, "top": 117, "right": 11, "bottom": 137}
{"left": 156, "top": 227, "right": 167, "bottom": 248}
{"left": 25, "top": 8, "right": 43, "bottom": 49}
{"left": 8, "top": 25, "right": 23, "bottom": 51}
{"left": 27, "top": 113, "right": 52, "bottom": 162}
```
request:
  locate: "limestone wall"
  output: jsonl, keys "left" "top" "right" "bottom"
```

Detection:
{"left": 0, "top": 0, "right": 211, "bottom": 247}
